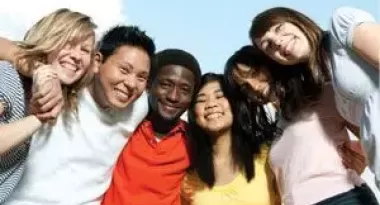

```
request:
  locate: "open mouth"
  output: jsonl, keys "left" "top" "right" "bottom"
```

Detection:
{"left": 61, "top": 62, "right": 78, "bottom": 72}
{"left": 281, "top": 37, "right": 296, "bottom": 57}
{"left": 205, "top": 112, "right": 223, "bottom": 120}
{"left": 115, "top": 88, "right": 130, "bottom": 102}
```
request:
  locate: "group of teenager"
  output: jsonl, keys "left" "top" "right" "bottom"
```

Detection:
{"left": 0, "top": 4, "right": 379, "bottom": 205}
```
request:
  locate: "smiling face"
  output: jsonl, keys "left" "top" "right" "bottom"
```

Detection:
{"left": 47, "top": 35, "right": 95, "bottom": 85}
{"left": 194, "top": 81, "right": 233, "bottom": 134}
{"left": 94, "top": 45, "right": 151, "bottom": 109}
{"left": 232, "top": 63, "right": 273, "bottom": 104}
{"left": 149, "top": 65, "right": 195, "bottom": 121}
{"left": 255, "top": 22, "right": 311, "bottom": 65}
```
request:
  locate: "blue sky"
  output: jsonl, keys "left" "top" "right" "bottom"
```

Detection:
{"left": 125, "top": 0, "right": 378, "bottom": 74}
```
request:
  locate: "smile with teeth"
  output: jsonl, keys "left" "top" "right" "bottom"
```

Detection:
{"left": 61, "top": 62, "right": 78, "bottom": 72}
{"left": 205, "top": 112, "right": 223, "bottom": 120}
{"left": 281, "top": 37, "right": 296, "bottom": 57}
{"left": 115, "top": 88, "right": 129, "bottom": 102}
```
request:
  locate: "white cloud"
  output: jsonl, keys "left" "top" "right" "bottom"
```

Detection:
{"left": 0, "top": 0, "right": 126, "bottom": 40}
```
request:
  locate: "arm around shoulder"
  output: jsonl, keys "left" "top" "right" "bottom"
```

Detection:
{"left": 0, "top": 37, "right": 19, "bottom": 63}
{"left": 0, "top": 115, "right": 42, "bottom": 155}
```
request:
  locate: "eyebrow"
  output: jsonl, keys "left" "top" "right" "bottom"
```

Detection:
{"left": 274, "top": 22, "right": 284, "bottom": 32}
{"left": 118, "top": 61, "right": 134, "bottom": 69}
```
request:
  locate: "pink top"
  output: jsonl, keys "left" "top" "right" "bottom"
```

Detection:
{"left": 270, "top": 84, "right": 357, "bottom": 205}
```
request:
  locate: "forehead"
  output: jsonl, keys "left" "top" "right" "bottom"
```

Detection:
{"left": 108, "top": 45, "right": 150, "bottom": 71}
{"left": 70, "top": 33, "right": 95, "bottom": 45}
{"left": 198, "top": 81, "right": 222, "bottom": 95}
{"left": 156, "top": 65, "right": 195, "bottom": 84}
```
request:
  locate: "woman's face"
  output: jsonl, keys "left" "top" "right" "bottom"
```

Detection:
{"left": 254, "top": 22, "right": 311, "bottom": 65}
{"left": 194, "top": 81, "right": 233, "bottom": 134}
{"left": 47, "top": 35, "right": 95, "bottom": 85}
{"left": 232, "top": 63, "right": 272, "bottom": 104}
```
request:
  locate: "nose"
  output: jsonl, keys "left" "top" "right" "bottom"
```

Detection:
{"left": 123, "top": 74, "right": 137, "bottom": 91}
{"left": 70, "top": 46, "right": 82, "bottom": 62}
{"left": 205, "top": 98, "right": 217, "bottom": 110}
{"left": 166, "top": 87, "right": 180, "bottom": 103}
{"left": 265, "top": 32, "right": 281, "bottom": 48}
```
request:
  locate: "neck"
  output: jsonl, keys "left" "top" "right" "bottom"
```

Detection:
{"left": 211, "top": 129, "right": 232, "bottom": 158}
{"left": 147, "top": 111, "right": 180, "bottom": 138}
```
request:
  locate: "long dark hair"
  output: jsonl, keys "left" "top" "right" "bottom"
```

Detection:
{"left": 249, "top": 7, "right": 331, "bottom": 120}
{"left": 224, "top": 45, "right": 281, "bottom": 142}
{"left": 188, "top": 73, "right": 273, "bottom": 188}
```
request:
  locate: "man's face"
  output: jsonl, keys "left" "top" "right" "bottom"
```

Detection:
{"left": 94, "top": 45, "right": 150, "bottom": 109}
{"left": 149, "top": 65, "right": 195, "bottom": 121}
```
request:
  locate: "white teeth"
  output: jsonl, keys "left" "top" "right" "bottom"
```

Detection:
{"left": 61, "top": 62, "right": 77, "bottom": 71}
{"left": 205, "top": 113, "right": 222, "bottom": 120}
{"left": 116, "top": 90, "right": 128, "bottom": 101}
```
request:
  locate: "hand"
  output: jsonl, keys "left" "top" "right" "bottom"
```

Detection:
{"left": 29, "top": 65, "right": 63, "bottom": 122}
{"left": 338, "top": 139, "right": 367, "bottom": 174}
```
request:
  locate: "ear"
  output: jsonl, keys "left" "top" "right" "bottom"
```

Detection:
{"left": 92, "top": 52, "right": 103, "bottom": 74}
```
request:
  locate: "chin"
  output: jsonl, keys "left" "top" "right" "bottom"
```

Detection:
{"left": 59, "top": 75, "right": 81, "bottom": 85}
{"left": 159, "top": 112, "right": 180, "bottom": 122}
{"left": 109, "top": 99, "right": 132, "bottom": 109}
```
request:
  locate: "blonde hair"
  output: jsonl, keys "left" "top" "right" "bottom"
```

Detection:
{"left": 16, "top": 8, "right": 97, "bottom": 117}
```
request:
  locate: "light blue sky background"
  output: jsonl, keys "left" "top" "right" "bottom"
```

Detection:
{"left": 125, "top": 0, "right": 378, "bottom": 74}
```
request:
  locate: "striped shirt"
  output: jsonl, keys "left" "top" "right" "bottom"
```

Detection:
{"left": 0, "top": 61, "right": 29, "bottom": 203}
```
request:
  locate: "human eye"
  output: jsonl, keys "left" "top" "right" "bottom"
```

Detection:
{"left": 120, "top": 65, "right": 131, "bottom": 74}
{"left": 195, "top": 97, "right": 206, "bottom": 103}
{"left": 159, "top": 81, "right": 171, "bottom": 88}
{"left": 137, "top": 73, "right": 148, "bottom": 82}
{"left": 275, "top": 23, "right": 284, "bottom": 33}
{"left": 81, "top": 46, "right": 91, "bottom": 54}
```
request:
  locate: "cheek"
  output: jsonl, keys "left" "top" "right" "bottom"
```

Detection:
{"left": 195, "top": 116, "right": 206, "bottom": 129}
{"left": 223, "top": 103, "right": 234, "bottom": 122}
{"left": 135, "top": 81, "right": 147, "bottom": 95}
{"left": 47, "top": 52, "right": 59, "bottom": 64}
{"left": 100, "top": 67, "right": 121, "bottom": 84}
{"left": 194, "top": 106, "right": 203, "bottom": 121}
{"left": 82, "top": 55, "right": 92, "bottom": 68}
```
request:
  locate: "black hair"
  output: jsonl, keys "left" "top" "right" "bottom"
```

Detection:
{"left": 150, "top": 48, "right": 202, "bottom": 91}
{"left": 188, "top": 73, "right": 273, "bottom": 188}
{"left": 223, "top": 45, "right": 282, "bottom": 152}
{"left": 97, "top": 25, "right": 155, "bottom": 62}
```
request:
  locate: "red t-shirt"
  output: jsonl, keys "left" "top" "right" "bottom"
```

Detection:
{"left": 102, "top": 120, "right": 190, "bottom": 205}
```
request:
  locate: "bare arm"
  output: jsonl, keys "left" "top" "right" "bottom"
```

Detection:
{"left": 352, "top": 23, "right": 380, "bottom": 69}
{"left": 0, "top": 115, "right": 42, "bottom": 155}
{"left": 0, "top": 37, "right": 35, "bottom": 77}
{"left": 265, "top": 158, "right": 282, "bottom": 205}
{"left": 0, "top": 37, "right": 20, "bottom": 63}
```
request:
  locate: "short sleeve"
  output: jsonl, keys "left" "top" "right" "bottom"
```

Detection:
{"left": 330, "top": 6, "right": 376, "bottom": 49}
{"left": 361, "top": 91, "right": 380, "bottom": 189}
{"left": 181, "top": 172, "right": 204, "bottom": 204}
{"left": 0, "top": 90, "right": 12, "bottom": 119}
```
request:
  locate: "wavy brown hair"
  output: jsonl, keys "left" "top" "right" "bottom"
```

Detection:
{"left": 249, "top": 7, "right": 331, "bottom": 119}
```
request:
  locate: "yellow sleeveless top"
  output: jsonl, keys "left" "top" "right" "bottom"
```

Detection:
{"left": 181, "top": 150, "right": 279, "bottom": 205}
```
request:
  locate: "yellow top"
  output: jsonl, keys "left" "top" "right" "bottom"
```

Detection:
{"left": 181, "top": 150, "right": 278, "bottom": 205}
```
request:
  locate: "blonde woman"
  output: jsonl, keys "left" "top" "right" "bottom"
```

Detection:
{"left": 0, "top": 8, "right": 96, "bottom": 203}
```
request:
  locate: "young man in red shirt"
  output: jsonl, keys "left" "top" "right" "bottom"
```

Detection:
{"left": 102, "top": 49, "right": 201, "bottom": 205}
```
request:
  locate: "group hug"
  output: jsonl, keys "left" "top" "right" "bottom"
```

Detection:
{"left": 0, "top": 5, "right": 379, "bottom": 205}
